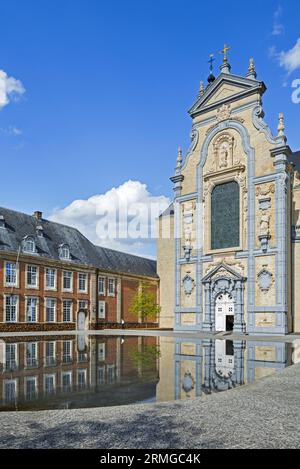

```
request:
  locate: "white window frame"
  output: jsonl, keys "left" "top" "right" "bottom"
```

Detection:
{"left": 5, "top": 343, "right": 18, "bottom": 371}
{"left": 4, "top": 295, "right": 19, "bottom": 323}
{"left": 25, "top": 342, "right": 38, "bottom": 367}
{"left": 62, "top": 299, "right": 73, "bottom": 322}
{"left": 61, "top": 371, "right": 72, "bottom": 392}
{"left": 78, "top": 299, "right": 88, "bottom": 311}
{"left": 4, "top": 261, "right": 19, "bottom": 287}
{"left": 62, "top": 271, "right": 73, "bottom": 292}
{"left": 44, "top": 341, "right": 56, "bottom": 367}
{"left": 62, "top": 340, "right": 73, "bottom": 363}
{"left": 98, "top": 300, "right": 106, "bottom": 319}
{"left": 23, "top": 237, "right": 36, "bottom": 254}
{"left": 45, "top": 268, "right": 57, "bottom": 291}
{"left": 25, "top": 296, "right": 39, "bottom": 322}
{"left": 59, "top": 244, "right": 70, "bottom": 261}
{"left": 98, "top": 366, "right": 106, "bottom": 385}
{"left": 4, "top": 379, "right": 18, "bottom": 403}
{"left": 98, "top": 276, "right": 105, "bottom": 295}
{"left": 45, "top": 297, "right": 56, "bottom": 322}
{"left": 77, "top": 369, "right": 87, "bottom": 389}
{"left": 44, "top": 373, "right": 56, "bottom": 395}
{"left": 24, "top": 376, "right": 38, "bottom": 401}
{"left": 78, "top": 273, "right": 87, "bottom": 293}
{"left": 26, "top": 264, "right": 39, "bottom": 289}
{"left": 108, "top": 278, "right": 115, "bottom": 297}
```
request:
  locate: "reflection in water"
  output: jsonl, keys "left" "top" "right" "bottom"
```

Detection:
{"left": 0, "top": 335, "right": 296, "bottom": 411}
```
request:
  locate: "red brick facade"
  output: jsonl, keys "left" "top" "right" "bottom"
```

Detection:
{"left": 0, "top": 253, "right": 159, "bottom": 332}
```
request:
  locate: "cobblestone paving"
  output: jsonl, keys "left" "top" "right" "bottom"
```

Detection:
{"left": 1, "top": 362, "right": 300, "bottom": 449}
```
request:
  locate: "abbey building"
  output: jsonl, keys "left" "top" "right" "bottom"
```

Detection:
{"left": 157, "top": 54, "right": 300, "bottom": 335}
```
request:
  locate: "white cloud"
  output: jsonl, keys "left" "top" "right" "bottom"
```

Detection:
{"left": 0, "top": 70, "right": 25, "bottom": 109}
{"left": 0, "top": 126, "right": 22, "bottom": 136}
{"left": 278, "top": 38, "right": 300, "bottom": 74}
{"left": 272, "top": 6, "right": 284, "bottom": 36}
{"left": 49, "top": 180, "right": 170, "bottom": 258}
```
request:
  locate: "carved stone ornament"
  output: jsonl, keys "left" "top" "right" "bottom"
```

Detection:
{"left": 182, "top": 201, "right": 195, "bottom": 261}
{"left": 216, "top": 104, "right": 231, "bottom": 122}
{"left": 182, "top": 274, "right": 195, "bottom": 296}
{"left": 182, "top": 371, "right": 195, "bottom": 395}
{"left": 255, "top": 184, "right": 275, "bottom": 197}
{"left": 257, "top": 266, "right": 274, "bottom": 294}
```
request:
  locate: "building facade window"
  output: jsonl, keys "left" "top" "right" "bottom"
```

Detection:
{"left": 62, "top": 372, "right": 72, "bottom": 392}
{"left": 211, "top": 181, "right": 240, "bottom": 250}
{"left": 63, "top": 300, "right": 73, "bottom": 322}
{"left": 5, "top": 262, "right": 17, "bottom": 286}
{"left": 5, "top": 343, "right": 18, "bottom": 371}
{"left": 23, "top": 237, "right": 36, "bottom": 254}
{"left": 59, "top": 244, "right": 70, "bottom": 260}
{"left": 98, "top": 277, "right": 105, "bottom": 295}
{"left": 77, "top": 369, "right": 87, "bottom": 390}
{"left": 98, "top": 300, "right": 106, "bottom": 319}
{"left": 25, "top": 377, "right": 38, "bottom": 401}
{"left": 108, "top": 278, "right": 115, "bottom": 296}
{"left": 26, "top": 297, "right": 38, "bottom": 322}
{"left": 62, "top": 340, "right": 72, "bottom": 363}
{"left": 5, "top": 295, "right": 18, "bottom": 322}
{"left": 78, "top": 273, "right": 87, "bottom": 292}
{"left": 26, "top": 265, "right": 38, "bottom": 288}
{"left": 45, "top": 298, "right": 56, "bottom": 322}
{"left": 4, "top": 380, "right": 17, "bottom": 403}
{"left": 45, "top": 341, "right": 56, "bottom": 366}
{"left": 62, "top": 271, "right": 73, "bottom": 291}
{"left": 98, "top": 367, "right": 105, "bottom": 385}
{"left": 44, "top": 374, "right": 56, "bottom": 395}
{"left": 78, "top": 300, "right": 88, "bottom": 310}
{"left": 45, "top": 268, "right": 56, "bottom": 290}
{"left": 26, "top": 342, "right": 38, "bottom": 367}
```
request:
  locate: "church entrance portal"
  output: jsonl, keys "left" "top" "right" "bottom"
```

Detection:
{"left": 215, "top": 293, "right": 234, "bottom": 332}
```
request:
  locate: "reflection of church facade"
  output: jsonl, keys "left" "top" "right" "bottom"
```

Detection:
{"left": 158, "top": 53, "right": 300, "bottom": 335}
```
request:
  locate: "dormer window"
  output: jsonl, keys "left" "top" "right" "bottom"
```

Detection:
{"left": 22, "top": 236, "right": 36, "bottom": 254}
{"left": 59, "top": 244, "right": 70, "bottom": 260}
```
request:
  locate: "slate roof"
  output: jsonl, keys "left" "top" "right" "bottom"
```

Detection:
{"left": 0, "top": 206, "right": 157, "bottom": 279}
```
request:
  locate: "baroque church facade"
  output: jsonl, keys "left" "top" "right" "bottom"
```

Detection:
{"left": 157, "top": 52, "right": 300, "bottom": 335}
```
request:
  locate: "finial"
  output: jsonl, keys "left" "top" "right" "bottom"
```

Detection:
{"left": 277, "top": 113, "right": 286, "bottom": 140}
{"left": 207, "top": 54, "right": 216, "bottom": 84}
{"left": 175, "top": 146, "right": 183, "bottom": 175}
{"left": 199, "top": 80, "right": 205, "bottom": 97}
{"left": 220, "top": 44, "right": 230, "bottom": 64}
{"left": 219, "top": 44, "right": 231, "bottom": 74}
{"left": 247, "top": 57, "right": 257, "bottom": 79}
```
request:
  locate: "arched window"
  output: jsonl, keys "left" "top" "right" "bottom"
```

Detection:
{"left": 211, "top": 181, "right": 239, "bottom": 250}
{"left": 59, "top": 244, "right": 70, "bottom": 260}
{"left": 22, "top": 236, "right": 36, "bottom": 254}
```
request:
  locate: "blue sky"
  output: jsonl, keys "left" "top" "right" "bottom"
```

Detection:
{"left": 0, "top": 0, "right": 299, "bottom": 256}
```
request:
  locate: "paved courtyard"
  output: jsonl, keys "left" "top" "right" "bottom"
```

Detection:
{"left": 0, "top": 360, "right": 299, "bottom": 449}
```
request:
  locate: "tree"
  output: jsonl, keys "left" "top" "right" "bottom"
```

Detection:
{"left": 129, "top": 282, "right": 161, "bottom": 327}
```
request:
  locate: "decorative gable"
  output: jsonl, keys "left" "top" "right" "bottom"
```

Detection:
{"left": 189, "top": 73, "right": 266, "bottom": 118}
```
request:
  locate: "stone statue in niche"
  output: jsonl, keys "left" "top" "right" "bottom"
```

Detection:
{"left": 211, "top": 133, "right": 234, "bottom": 172}
{"left": 219, "top": 142, "right": 229, "bottom": 168}
{"left": 259, "top": 213, "right": 271, "bottom": 252}
{"left": 259, "top": 213, "right": 270, "bottom": 236}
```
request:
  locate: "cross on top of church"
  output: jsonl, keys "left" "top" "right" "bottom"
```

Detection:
{"left": 220, "top": 44, "right": 230, "bottom": 63}
{"left": 208, "top": 53, "right": 215, "bottom": 72}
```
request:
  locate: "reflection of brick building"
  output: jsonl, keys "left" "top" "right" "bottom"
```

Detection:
{"left": 0, "top": 207, "right": 158, "bottom": 332}
{"left": 0, "top": 335, "right": 158, "bottom": 410}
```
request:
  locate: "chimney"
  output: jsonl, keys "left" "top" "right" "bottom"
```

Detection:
{"left": 0, "top": 215, "right": 5, "bottom": 228}
{"left": 33, "top": 211, "right": 43, "bottom": 221}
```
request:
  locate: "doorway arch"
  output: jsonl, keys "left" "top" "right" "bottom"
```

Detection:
{"left": 77, "top": 309, "right": 87, "bottom": 331}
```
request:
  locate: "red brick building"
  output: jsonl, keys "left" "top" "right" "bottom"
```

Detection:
{"left": 0, "top": 207, "right": 158, "bottom": 332}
